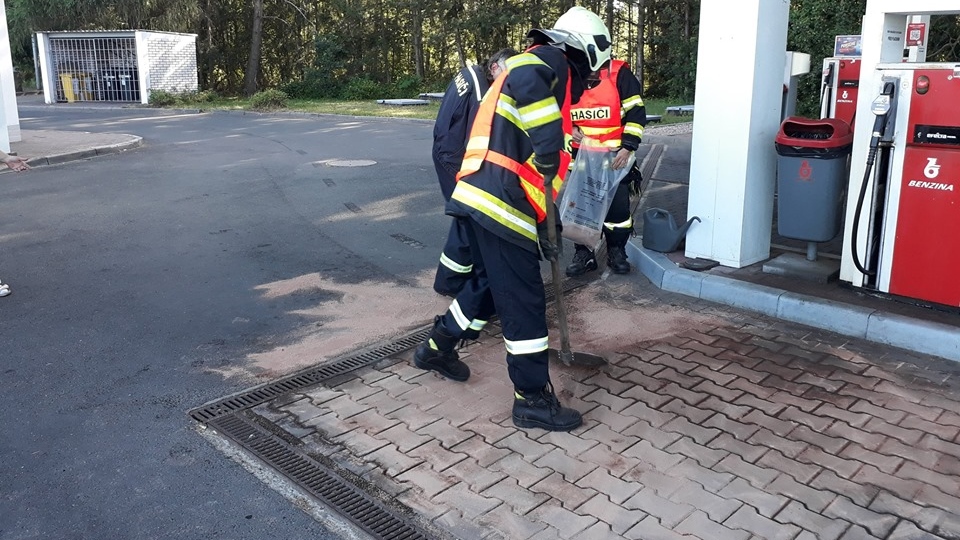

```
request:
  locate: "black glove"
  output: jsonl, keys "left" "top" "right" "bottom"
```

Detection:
{"left": 533, "top": 152, "right": 561, "bottom": 181}
{"left": 537, "top": 218, "right": 562, "bottom": 262}
{"left": 630, "top": 167, "right": 644, "bottom": 197}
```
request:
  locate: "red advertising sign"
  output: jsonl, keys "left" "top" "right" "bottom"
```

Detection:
{"left": 906, "top": 23, "right": 926, "bottom": 47}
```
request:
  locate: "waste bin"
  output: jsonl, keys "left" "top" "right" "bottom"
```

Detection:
{"left": 774, "top": 117, "right": 853, "bottom": 242}
{"left": 101, "top": 73, "right": 118, "bottom": 101}
{"left": 59, "top": 73, "right": 77, "bottom": 102}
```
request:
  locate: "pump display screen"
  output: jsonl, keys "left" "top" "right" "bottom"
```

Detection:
{"left": 913, "top": 125, "right": 960, "bottom": 146}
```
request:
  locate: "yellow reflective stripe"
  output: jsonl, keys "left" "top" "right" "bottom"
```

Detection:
{"left": 504, "top": 336, "right": 549, "bottom": 355}
{"left": 469, "top": 319, "right": 488, "bottom": 331}
{"left": 604, "top": 217, "right": 634, "bottom": 229}
{"left": 439, "top": 253, "right": 472, "bottom": 274}
{"left": 465, "top": 135, "right": 490, "bottom": 152}
{"left": 517, "top": 97, "right": 561, "bottom": 129}
{"left": 449, "top": 300, "right": 471, "bottom": 331}
{"left": 496, "top": 95, "right": 523, "bottom": 127}
{"left": 461, "top": 156, "right": 484, "bottom": 172}
{"left": 520, "top": 175, "right": 546, "bottom": 212}
{"left": 505, "top": 53, "right": 547, "bottom": 71}
{"left": 624, "top": 123, "right": 644, "bottom": 138}
{"left": 622, "top": 96, "right": 644, "bottom": 111}
{"left": 451, "top": 182, "right": 537, "bottom": 241}
{"left": 580, "top": 126, "right": 618, "bottom": 137}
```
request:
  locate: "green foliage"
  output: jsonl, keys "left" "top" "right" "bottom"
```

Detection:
{"left": 149, "top": 89, "right": 220, "bottom": 108}
{"left": 787, "top": 0, "right": 867, "bottom": 116}
{"left": 9, "top": 0, "right": 958, "bottom": 109}
{"left": 392, "top": 75, "right": 424, "bottom": 99}
{"left": 148, "top": 90, "right": 178, "bottom": 107}
{"left": 249, "top": 89, "right": 289, "bottom": 110}
{"left": 339, "top": 78, "right": 381, "bottom": 100}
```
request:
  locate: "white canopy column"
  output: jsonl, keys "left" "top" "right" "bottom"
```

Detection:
{"left": 684, "top": 0, "right": 791, "bottom": 268}
{"left": 0, "top": 0, "right": 20, "bottom": 145}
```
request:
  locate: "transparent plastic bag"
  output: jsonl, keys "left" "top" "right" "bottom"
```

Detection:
{"left": 558, "top": 138, "right": 635, "bottom": 247}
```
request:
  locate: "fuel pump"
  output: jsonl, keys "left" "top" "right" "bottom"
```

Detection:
{"left": 840, "top": 3, "right": 960, "bottom": 309}
{"left": 820, "top": 57, "right": 862, "bottom": 128}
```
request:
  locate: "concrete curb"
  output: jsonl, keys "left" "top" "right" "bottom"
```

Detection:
{"left": 627, "top": 240, "right": 960, "bottom": 362}
{"left": 25, "top": 136, "right": 144, "bottom": 167}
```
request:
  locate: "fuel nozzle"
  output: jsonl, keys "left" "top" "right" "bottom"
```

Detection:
{"left": 866, "top": 82, "right": 896, "bottom": 165}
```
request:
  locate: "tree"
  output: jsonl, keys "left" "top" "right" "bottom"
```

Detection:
{"left": 243, "top": 0, "right": 264, "bottom": 96}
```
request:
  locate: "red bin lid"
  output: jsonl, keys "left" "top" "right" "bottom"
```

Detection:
{"left": 775, "top": 117, "right": 853, "bottom": 148}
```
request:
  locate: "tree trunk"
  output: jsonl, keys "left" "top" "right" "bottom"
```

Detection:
{"left": 635, "top": 0, "right": 645, "bottom": 91}
{"left": 605, "top": 0, "right": 614, "bottom": 39}
{"left": 243, "top": 0, "right": 264, "bottom": 97}
{"left": 412, "top": 3, "right": 424, "bottom": 79}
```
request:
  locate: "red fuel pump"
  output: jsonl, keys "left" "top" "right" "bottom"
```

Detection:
{"left": 847, "top": 65, "right": 960, "bottom": 307}
{"left": 820, "top": 57, "right": 862, "bottom": 128}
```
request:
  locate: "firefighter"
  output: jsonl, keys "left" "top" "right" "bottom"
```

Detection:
{"left": 565, "top": 30, "right": 647, "bottom": 277}
{"left": 432, "top": 48, "right": 517, "bottom": 298}
{"left": 413, "top": 7, "right": 611, "bottom": 432}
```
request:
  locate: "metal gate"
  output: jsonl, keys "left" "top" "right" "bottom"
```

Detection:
{"left": 49, "top": 37, "right": 140, "bottom": 103}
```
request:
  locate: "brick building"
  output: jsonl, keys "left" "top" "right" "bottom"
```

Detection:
{"left": 35, "top": 30, "right": 198, "bottom": 105}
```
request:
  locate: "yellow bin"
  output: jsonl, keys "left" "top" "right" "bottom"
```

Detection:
{"left": 59, "top": 73, "right": 76, "bottom": 102}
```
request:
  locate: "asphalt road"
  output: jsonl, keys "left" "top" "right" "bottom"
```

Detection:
{"left": 0, "top": 105, "right": 454, "bottom": 539}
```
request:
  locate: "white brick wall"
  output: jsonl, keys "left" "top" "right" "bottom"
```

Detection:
{"left": 143, "top": 32, "right": 198, "bottom": 93}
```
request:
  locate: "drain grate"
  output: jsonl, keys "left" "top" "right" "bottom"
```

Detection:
{"left": 189, "top": 329, "right": 429, "bottom": 422}
{"left": 210, "top": 412, "right": 432, "bottom": 540}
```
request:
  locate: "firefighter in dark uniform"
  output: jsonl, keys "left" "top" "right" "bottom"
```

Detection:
{"left": 565, "top": 55, "right": 647, "bottom": 277}
{"left": 413, "top": 7, "right": 612, "bottom": 432}
{"left": 432, "top": 48, "right": 517, "bottom": 298}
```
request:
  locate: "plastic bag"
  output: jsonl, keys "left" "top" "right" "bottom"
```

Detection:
{"left": 558, "top": 138, "right": 635, "bottom": 246}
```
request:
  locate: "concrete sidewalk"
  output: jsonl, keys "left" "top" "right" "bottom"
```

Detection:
{"left": 8, "top": 129, "right": 142, "bottom": 168}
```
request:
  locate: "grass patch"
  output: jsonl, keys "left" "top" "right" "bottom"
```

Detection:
{"left": 182, "top": 94, "right": 692, "bottom": 125}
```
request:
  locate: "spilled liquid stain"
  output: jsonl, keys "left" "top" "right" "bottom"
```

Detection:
{"left": 211, "top": 269, "right": 450, "bottom": 380}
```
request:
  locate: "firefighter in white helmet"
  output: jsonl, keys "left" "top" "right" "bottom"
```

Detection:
{"left": 563, "top": 7, "right": 648, "bottom": 277}
{"left": 412, "top": 7, "right": 611, "bottom": 432}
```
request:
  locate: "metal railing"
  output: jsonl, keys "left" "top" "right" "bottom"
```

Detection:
{"left": 49, "top": 37, "right": 140, "bottom": 102}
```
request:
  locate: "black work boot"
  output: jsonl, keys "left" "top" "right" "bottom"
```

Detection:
{"left": 512, "top": 383, "right": 582, "bottom": 432}
{"left": 607, "top": 245, "right": 631, "bottom": 274}
{"left": 414, "top": 317, "right": 470, "bottom": 382}
{"left": 565, "top": 245, "right": 598, "bottom": 277}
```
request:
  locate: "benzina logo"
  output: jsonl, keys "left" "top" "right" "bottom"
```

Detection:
{"left": 571, "top": 107, "right": 612, "bottom": 121}
{"left": 908, "top": 180, "right": 954, "bottom": 191}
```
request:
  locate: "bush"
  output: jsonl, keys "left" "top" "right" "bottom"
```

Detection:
{"left": 148, "top": 90, "right": 177, "bottom": 107}
{"left": 339, "top": 77, "right": 380, "bottom": 100}
{"left": 179, "top": 89, "right": 219, "bottom": 104}
{"left": 282, "top": 69, "right": 342, "bottom": 99}
{"left": 249, "top": 89, "right": 289, "bottom": 110}
{"left": 391, "top": 75, "right": 423, "bottom": 99}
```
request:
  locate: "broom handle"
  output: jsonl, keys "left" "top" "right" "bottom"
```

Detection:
{"left": 543, "top": 182, "right": 573, "bottom": 356}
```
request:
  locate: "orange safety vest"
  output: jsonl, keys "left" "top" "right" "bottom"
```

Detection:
{"left": 570, "top": 59, "right": 625, "bottom": 149}
{"left": 456, "top": 60, "right": 573, "bottom": 224}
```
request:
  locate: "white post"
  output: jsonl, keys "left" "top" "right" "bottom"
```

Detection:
{"left": 0, "top": 0, "right": 21, "bottom": 142}
{"left": 136, "top": 31, "right": 151, "bottom": 104}
{"left": 684, "top": 0, "right": 791, "bottom": 268}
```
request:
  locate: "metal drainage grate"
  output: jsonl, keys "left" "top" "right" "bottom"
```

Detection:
{"left": 210, "top": 412, "right": 432, "bottom": 540}
{"left": 189, "top": 328, "right": 429, "bottom": 423}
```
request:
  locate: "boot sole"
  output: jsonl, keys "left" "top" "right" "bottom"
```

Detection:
{"left": 564, "top": 261, "right": 597, "bottom": 278}
{"left": 414, "top": 355, "right": 470, "bottom": 382}
{"left": 512, "top": 414, "right": 582, "bottom": 432}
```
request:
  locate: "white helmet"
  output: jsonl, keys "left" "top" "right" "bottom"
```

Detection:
{"left": 549, "top": 7, "right": 612, "bottom": 72}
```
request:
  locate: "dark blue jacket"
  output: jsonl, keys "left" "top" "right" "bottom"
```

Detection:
{"left": 432, "top": 65, "right": 489, "bottom": 200}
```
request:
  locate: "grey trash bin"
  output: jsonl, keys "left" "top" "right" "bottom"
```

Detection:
{"left": 774, "top": 117, "right": 853, "bottom": 243}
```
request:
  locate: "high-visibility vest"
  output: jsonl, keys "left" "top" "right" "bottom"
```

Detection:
{"left": 570, "top": 59, "right": 626, "bottom": 149}
{"left": 456, "top": 52, "right": 572, "bottom": 225}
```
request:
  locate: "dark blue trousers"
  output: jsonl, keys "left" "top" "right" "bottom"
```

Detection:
{"left": 440, "top": 219, "right": 550, "bottom": 393}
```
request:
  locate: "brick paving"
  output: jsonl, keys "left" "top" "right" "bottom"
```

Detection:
{"left": 264, "top": 279, "right": 960, "bottom": 540}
